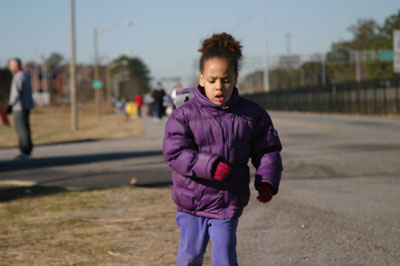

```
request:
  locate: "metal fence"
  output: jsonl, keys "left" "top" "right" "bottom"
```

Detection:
{"left": 243, "top": 77, "right": 400, "bottom": 115}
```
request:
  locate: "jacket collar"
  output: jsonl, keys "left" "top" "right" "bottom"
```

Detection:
{"left": 194, "top": 84, "right": 239, "bottom": 111}
{"left": 12, "top": 69, "right": 22, "bottom": 76}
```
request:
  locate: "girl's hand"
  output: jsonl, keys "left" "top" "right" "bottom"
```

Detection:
{"left": 213, "top": 161, "right": 231, "bottom": 181}
{"left": 256, "top": 183, "right": 274, "bottom": 203}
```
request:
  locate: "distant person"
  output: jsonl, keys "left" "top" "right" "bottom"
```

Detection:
{"left": 115, "top": 97, "right": 126, "bottom": 114}
{"left": 134, "top": 94, "right": 143, "bottom": 117}
{"left": 143, "top": 92, "right": 154, "bottom": 117}
{"left": 170, "top": 83, "right": 195, "bottom": 110}
{"left": 7, "top": 58, "right": 35, "bottom": 160}
{"left": 170, "top": 83, "right": 182, "bottom": 109}
{"left": 163, "top": 33, "right": 283, "bottom": 266}
{"left": 163, "top": 92, "right": 174, "bottom": 116}
{"left": 173, "top": 87, "right": 195, "bottom": 109}
{"left": 152, "top": 82, "right": 166, "bottom": 119}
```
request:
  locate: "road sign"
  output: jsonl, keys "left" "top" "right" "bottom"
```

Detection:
{"left": 380, "top": 50, "right": 394, "bottom": 61}
{"left": 394, "top": 30, "right": 400, "bottom": 73}
{"left": 92, "top": 80, "right": 103, "bottom": 90}
{"left": 92, "top": 80, "right": 103, "bottom": 89}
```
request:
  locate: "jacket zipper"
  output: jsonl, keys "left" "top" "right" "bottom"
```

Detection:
{"left": 220, "top": 108, "right": 229, "bottom": 219}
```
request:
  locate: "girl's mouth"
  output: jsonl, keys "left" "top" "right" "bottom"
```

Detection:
{"left": 215, "top": 94, "right": 225, "bottom": 103}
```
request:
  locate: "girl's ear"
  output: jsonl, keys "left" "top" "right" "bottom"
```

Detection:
{"left": 199, "top": 72, "right": 205, "bottom": 87}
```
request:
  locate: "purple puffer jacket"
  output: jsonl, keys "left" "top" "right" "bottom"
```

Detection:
{"left": 163, "top": 85, "right": 282, "bottom": 220}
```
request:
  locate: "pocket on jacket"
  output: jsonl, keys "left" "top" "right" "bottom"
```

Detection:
{"left": 173, "top": 189, "right": 195, "bottom": 210}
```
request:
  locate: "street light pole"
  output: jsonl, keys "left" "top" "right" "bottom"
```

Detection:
{"left": 321, "top": 54, "right": 326, "bottom": 87}
{"left": 105, "top": 56, "right": 129, "bottom": 112}
{"left": 93, "top": 28, "right": 100, "bottom": 119}
{"left": 70, "top": 0, "right": 78, "bottom": 131}
{"left": 92, "top": 21, "right": 132, "bottom": 119}
{"left": 262, "top": 0, "right": 270, "bottom": 92}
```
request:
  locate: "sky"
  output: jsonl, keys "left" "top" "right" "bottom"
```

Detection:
{"left": 1, "top": 0, "right": 399, "bottom": 89}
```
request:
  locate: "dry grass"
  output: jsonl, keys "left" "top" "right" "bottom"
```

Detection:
{"left": 0, "top": 104, "right": 145, "bottom": 148}
{"left": 0, "top": 104, "right": 182, "bottom": 265}
{"left": 0, "top": 186, "right": 178, "bottom": 266}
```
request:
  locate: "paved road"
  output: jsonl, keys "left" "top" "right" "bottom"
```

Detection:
{"left": 1, "top": 112, "right": 399, "bottom": 265}
{"left": 0, "top": 117, "right": 170, "bottom": 190}
{"left": 238, "top": 112, "right": 400, "bottom": 266}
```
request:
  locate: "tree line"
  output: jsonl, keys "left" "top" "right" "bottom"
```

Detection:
{"left": 0, "top": 53, "right": 152, "bottom": 105}
{"left": 240, "top": 9, "right": 400, "bottom": 92}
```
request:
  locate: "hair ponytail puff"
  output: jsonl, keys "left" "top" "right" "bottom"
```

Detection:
{"left": 199, "top": 32, "right": 242, "bottom": 74}
{"left": 199, "top": 32, "right": 242, "bottom": 59}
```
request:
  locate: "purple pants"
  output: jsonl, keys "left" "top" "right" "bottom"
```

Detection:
{"left": 175, "top": 212, "right": 239, "bottom": 266}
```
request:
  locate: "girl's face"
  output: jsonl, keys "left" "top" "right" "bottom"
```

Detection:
{"left": 199, "top": 57, "right": 237, "bottom": 105}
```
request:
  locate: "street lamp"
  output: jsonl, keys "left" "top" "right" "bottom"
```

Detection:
{"left": 93, "top": 21, "right": 132, "bottom": 118}
{"left": 106, "top": 57, "right": 129, "bottom": 110}
{"left": 262, "top": 0, "right": 270, "bottom": 92}
{"left": 70, "top": 0, "right": 78, "bottom": 131}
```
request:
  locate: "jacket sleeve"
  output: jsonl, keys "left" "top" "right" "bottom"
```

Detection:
{"left": 163, "top": 109, "right": 220, "bottom": 180}
{"left": 250, "top": 109, "right": 283, "bottom": 194}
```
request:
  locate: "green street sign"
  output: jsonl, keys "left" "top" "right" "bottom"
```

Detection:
{"left": 92, "top": 80, "right": 103, "bottom": 90}
{"left": 380, "top": 50, "right": 393, "bottom": 61}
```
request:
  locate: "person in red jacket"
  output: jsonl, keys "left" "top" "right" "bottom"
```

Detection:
{"left": 133, "top": 94, "right": 143, "bottom": 117}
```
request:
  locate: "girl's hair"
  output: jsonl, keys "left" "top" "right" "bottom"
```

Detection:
{"left": 199, "top": 32, "right": 242, "bottom": 75}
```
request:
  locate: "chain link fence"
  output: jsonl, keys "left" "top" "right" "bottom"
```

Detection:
{"left": 243, "top": 77, "right": 400, "bottom": 114}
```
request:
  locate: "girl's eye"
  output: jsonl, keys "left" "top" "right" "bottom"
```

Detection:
{"left": 209, "top": 80, "right": 215, "bottom": 83}
{"left": 223, "top": 79, "right": 230, "bottom": 83}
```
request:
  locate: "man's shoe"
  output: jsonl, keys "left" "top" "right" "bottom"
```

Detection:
{"left": 14, "top": 154, "right": 31, "bottom": 161}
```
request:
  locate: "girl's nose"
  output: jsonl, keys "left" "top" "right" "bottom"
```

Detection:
{"left": 215, "top": 80, "right": 222, "bottom": 89}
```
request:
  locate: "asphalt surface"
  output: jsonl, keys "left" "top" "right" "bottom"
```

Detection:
{"left": 0, "top": 117, "right": 169, "bottom": 190}
{"left": 1, "top": 112, "right": 399, "bottom": 265}
{"left": 238, "top": 112, "right": 400, "bottom": 266}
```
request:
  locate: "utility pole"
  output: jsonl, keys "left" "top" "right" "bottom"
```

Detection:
{"left": 285, "top": 32, "right": 292, "bottom": 55}
{"left": 106, "top": 60, "right": 111, "bottom": 112}
{"left": 355, "top": 51, "right": 361, "bottom": 83}
{"left": 70, "top": 0, "right": 78, "bottom": 131}
{"left": 321, "top": 54, "right": 326, "bottom": 86}
{"left": 262, "top": 0, "right": 270, "bottom": 92}
{"left": 192, "top": 58, "right": 198, "bottom": 87}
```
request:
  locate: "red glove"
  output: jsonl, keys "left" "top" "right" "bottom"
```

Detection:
{"left": 256, "top": 183, "right": 274, "bottom": 203}
{"left": 213, "top": 162, "right": 231, "bottom": 182}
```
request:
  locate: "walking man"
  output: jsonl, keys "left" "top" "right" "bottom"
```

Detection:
{"left": 6, "top": 58, "right": 34, "bottom": 160}
{"left": 152, "top": 82, "right": 166, "bottom": 120}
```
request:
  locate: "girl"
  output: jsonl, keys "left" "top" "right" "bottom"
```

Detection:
{"left": 163, "top": 32, "right": 282, "bottom": 266}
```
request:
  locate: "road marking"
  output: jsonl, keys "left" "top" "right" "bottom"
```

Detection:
{"left": 273, "top": 118, "right": 335, "bottom": 131}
